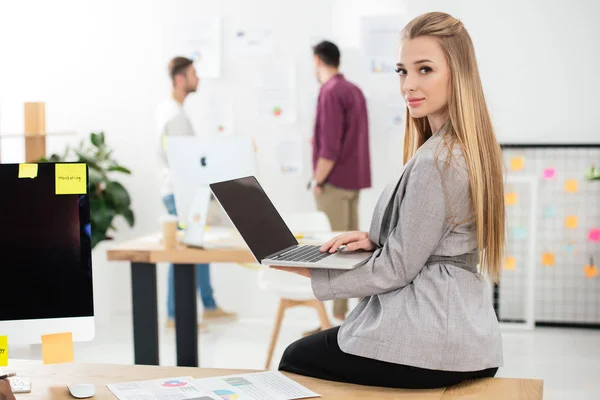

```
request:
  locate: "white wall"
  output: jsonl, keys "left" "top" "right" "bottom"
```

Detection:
{"left": 1, "top": 0, "right": 599, "bottom": 322}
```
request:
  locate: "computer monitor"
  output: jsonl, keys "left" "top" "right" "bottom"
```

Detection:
{"left": 165, "top": 137, "right": 257, "bottom": 245}
{"left": 0, "top": 163, "right": 94, "bottom": 344}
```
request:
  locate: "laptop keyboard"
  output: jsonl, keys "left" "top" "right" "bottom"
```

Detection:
{"left": 271, "top": 245, "right": 332, "bottom": 263}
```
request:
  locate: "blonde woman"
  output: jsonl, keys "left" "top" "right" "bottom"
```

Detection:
{"left": 273, "top": 12, "right": 505, "bottom": 389}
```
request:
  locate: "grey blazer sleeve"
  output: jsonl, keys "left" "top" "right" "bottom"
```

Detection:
{"left": 311, "top": 155, "right": 468, "bottom": 300}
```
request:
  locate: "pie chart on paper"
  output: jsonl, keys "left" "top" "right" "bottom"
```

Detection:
{"left": 162, "top": 379, "right": 188, "bottom": 387}
{"left": 213, "top": 389, "right": 240, "bottom": 400}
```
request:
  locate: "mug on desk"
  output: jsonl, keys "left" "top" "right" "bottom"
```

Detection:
{"left": 160, "top": 215, "right": 179, "bottom": 250}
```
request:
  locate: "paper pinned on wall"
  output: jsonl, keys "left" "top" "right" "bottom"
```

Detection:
{"left": 233, "top": 29, "right": 275, "bottom": 56}
{"left": 510, "top": 156, "right": 525, "bottom": 172}
{"left": 511, "top": 226, "right": 528, "bottom": 240}
{"left": 0, "top": 336, "right": 7, "bottom": 366}
{"left": 542, "top": 252, "right": 555, "bottom": 267}
{"left": 276, "top": 138, "right": 303, "bottom": 175}
{"left": 202, "top": 95, "right": 234, "bottom": 135}
{"left": 360, "top": 15, "right": 404, "bottom": 74}
{"left": 254, "top": 59, "right": 296, "bottom": 123}
{"left": 385, "top": 103, "right": 404, "bottom": 134}
{"left": 565, "top": 180, "right": 578, "bottom": 193}
{"left": 504, "top": 256, "right": 516, "bottom": 271}
{"left": 584, "top": 263, "right": 598, "bottom": 279}
{"left": 565, "top": 216, "right": 578, "bottom": 229}
{"left": 505, "top": 192, "right": 518, "bottom": 206}
{"left": 563, "top": 242, "right": 576, "bottom": 255}
{"left": 543, "top": 168, "right": 556, "bottom": 180}
{"left": 588, "top": 228, "right": 600, "bottom": 242}
{"left": 543, "top": 205, "right": 557, "bottom": 218}
{"left": 167, "top": 16, "right": 222, "bottom": 79}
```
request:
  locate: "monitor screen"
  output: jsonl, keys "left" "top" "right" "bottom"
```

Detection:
{"left": 0, "top": 163, "right": 93, "bottom": 321}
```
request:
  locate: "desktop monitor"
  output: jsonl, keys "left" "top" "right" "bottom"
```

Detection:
{"left": 0, "top": 163, "right": 94, "bottom": 344}
{"left": 165, "top": 136, "right": 257, "bottom": 240}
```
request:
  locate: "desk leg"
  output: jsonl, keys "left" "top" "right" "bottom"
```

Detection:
{"left": 174, "top": 263, "right": 199, "bottom": 367}
{"left": 131, "top": 262, "right": 159, "bottom": 365}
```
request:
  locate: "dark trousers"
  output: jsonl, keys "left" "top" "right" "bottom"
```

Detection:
{"left": 279, "top": 327, "right": 498, "bottom": 389}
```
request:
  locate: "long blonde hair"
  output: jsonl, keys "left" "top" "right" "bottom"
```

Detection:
{"left": 401, "top": 12, "right": 505, "bottom": 282}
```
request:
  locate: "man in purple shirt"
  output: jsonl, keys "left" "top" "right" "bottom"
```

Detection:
{"left": 308, "top": 41, "right": 371, "bottom": 326}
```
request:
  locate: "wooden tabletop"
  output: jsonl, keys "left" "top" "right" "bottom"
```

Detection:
{"left": 4, "top": 361, "right": 543, "bottom": 400}
{"left": 106, "top": 230, "right": 339, "bottom": 264}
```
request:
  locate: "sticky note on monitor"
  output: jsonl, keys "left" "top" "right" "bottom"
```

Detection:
{"left": 505, "top": 192, "right": 518, "bottom": 206}
{"left": 565, "top": 216, "right": 578, "bottom": 229}
{"left": 55, "top": 163, "right": 87, "bottom": 195}
{"left": 565, "top": 180, "right": 578, "bottom": 193}
{"left": 41, "top": 332, "right": 74, "bottom": 364}
{"left": 18, "top": 163, "right": 38, "bottom": 179}
{"left": 0, "top": 336, "right": 7, "bottom": 366}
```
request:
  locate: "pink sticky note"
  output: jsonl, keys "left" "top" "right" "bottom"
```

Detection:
{"left": 543, "top": 168, "right": 556, "bottom": 179}
{"left": 589, "top": 229, "right": 600, "bottom": 242}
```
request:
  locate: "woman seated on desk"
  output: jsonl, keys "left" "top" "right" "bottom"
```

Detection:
{"left": 273, "top": 12, "right": 504, "bottom": 389}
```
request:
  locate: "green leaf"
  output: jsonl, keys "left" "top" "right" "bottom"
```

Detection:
{"left": 99, "top": 132, "right": 106, "bottom": 145}
{"left": 105, "top": 181, "right": 131, "bottom": 209}
{"left": 91, "top": 230, "right": 106, "bottom": 249}
{"left": 107, "top": 165, "right": 131, "bottom": 174}
{"left": 91, "top": 132, "right": 99, "bottom": 147}
{"left": 121, "top": 208, "right": 135, "bottom": 227}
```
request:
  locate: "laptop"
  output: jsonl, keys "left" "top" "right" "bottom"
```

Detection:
{"left": 210, "top": 176, "right": 373, "bottom": 270}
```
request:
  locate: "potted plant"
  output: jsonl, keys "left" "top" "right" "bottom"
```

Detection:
{"left": 40, "top": 132, "right": 135, "bottom": 248}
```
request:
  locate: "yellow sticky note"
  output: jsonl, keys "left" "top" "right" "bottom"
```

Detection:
{"left": 18, "top": 163, "right": 38, "bottom": 179}
{"left": 565, "top": 216, "right": 578, "bottom": 229}
{"left": 542, "top": 253, "right": 555, "bottom": 266}
{"left": 565, "top": 180, "right": 578, "bottom": 193}
{"left": 55, "top": 163, "right": 87, "bottom": 195}
{"left": 41, "top": 332, "right": 74, "bottom": 364}
{"left": 0, "top": 336, "right": 8, "bottom": 366}
{"left": 504, "top": 256, "right": 516, "bottom": 270}
{"left": 505, "top": 192, "right": 518, "bottom": 206}
{"left": 510, "top": 157, "right": 524, "bottom": 171}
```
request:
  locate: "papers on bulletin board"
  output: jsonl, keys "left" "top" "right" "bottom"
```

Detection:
{"left": 195, "top": 371, "right": 320, "bottom": 400}
{"left": 254, "top": 59, "right": 297, "bottom": 123}
{"left": 167, "top": 16, "right": 222, "bottom": 79}
{"left": 107, "top": 372, "right": 320, "bottom": 400}
{"left": 360, "top": 15, "right": 404, "bottom": 74}
{"left": 276, "top": 137, "right": 303, "bottom": 175}
{"left": 202, "top": 94, "right": 234, "bottom": 135}
{"left": 385, "top": 103, "right": 404, "bottom": 134}
{"left": 233, "top": 29, "right": 275, "bottom": 56}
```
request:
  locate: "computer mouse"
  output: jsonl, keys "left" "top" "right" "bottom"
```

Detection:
{"left": 67, "top": 383, "right": 95, "bottom": 399}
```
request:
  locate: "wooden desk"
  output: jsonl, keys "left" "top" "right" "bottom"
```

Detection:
{"left": 106, "top": 230, "right": 336, "bottom": 368}
{"left": 6, "top": 361, "right": 543, "bottom": 399}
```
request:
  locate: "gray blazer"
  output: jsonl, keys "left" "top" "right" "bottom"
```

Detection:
{"left": 311, "top": 125, "right": 503, "bottom": 372}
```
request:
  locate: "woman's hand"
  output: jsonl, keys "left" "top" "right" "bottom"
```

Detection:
{"left": 269, "top": 266, "right": 311, "bottom": 277}
{"left": 321, "top": 231, "right": 376, "bottom": 253}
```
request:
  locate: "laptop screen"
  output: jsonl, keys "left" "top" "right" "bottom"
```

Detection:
{"left": 210, "top": 176, "right": 298, "bottom": 262}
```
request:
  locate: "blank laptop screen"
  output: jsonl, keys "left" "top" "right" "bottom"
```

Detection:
{"left": 210, "top": 176, "right": 297, "bottom": 262}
